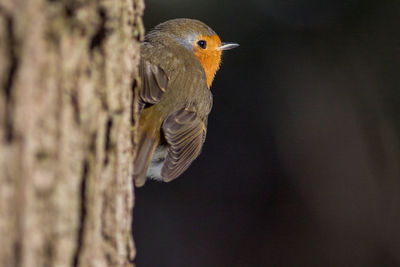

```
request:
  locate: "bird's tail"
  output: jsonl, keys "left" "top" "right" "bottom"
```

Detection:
{"left": 133, "top": 109, "right": 162, "bottom": 187}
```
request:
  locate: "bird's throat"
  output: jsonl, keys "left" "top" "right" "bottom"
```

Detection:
{"left": 197, "top": 53, "right": 221, "bottom": 88}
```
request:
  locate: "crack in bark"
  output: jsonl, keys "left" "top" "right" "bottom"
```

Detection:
{"left": 130, "top": 78, "right": 138, "bottom": 125}
{"left": 72, "top": 160, "right": 89, "bottom": 267}
{"left": 130, "top": 77, "right": 141, "bottom": 149}
{"left": 70, "top": 91, "right": 81, "bottom": 125}
{"left": 13, "top": 241, "right": 21, "bottom": 267}
{"left": 2, "top": 13, "right": 19, "bottom": 143}
{"left": 43, "top": 239, "right": 54, "bottom": 267}
{"left": 63, "top": 1, "right": 85, "bottom": 18}
{"left": 89, "top": 7, "right": 108, "bottom": 52}
{"left": 127, "top": 181, "right": 136, "bottom": 263}
{"left": 103, "top": 117, "right": 113, "bottom": 166}
{"left": 89, "top": 132, "right": 97, "bottom": 153}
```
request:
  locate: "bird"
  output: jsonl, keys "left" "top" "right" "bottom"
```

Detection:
{"left": 134, "top": 18, "right": 239, "bottom": 187}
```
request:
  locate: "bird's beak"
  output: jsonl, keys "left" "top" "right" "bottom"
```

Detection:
{"left": 218, "top": 42, "right": 240, "bottom": 51}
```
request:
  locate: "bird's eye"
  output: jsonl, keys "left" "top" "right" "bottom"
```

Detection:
{"left": 197, "top": 40, "right": 207, "bottom": 49}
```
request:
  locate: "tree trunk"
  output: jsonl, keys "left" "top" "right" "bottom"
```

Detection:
{"left": 0, "top": 0, "right": 144, "bottom": 266}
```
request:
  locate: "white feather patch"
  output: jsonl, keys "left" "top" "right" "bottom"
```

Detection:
{"left": 146, "top": 145, "right": 168, "bottom": 181}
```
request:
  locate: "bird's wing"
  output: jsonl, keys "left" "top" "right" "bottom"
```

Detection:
{"left": 138, "top": 58, "right": 168, "bottom": 112}
{"left": 161, "top": 108, "right": 207, "bottom": 181}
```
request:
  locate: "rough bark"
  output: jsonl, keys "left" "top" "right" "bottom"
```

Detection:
{"left": 0, "top": 0, "right": 144, "bottom": 266}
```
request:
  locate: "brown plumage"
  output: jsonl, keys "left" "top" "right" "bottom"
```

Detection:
{"left": 134, "top": 18, "right": 238, "bottom": 187}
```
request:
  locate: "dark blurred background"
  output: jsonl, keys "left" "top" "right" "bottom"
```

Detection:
{"left": 133, "top": 0, "right": 400, "bottom": 266}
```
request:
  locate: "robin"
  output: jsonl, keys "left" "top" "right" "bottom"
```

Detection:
{"left": 134, "top": 18, "right": 238, "bottom": 187}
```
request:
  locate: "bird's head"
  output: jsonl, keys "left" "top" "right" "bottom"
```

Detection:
{"left": 148, "top": 19, "right": 239, "bottom": 88}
